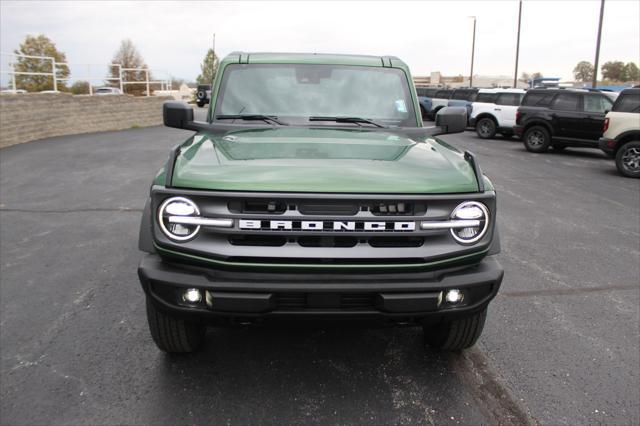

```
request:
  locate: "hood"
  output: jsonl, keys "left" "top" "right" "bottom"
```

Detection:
{"left": 170, "top": 127, "right": 479, "bottom": 193}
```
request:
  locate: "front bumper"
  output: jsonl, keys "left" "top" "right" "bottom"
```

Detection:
{"left": 138, "top": 254, "right": 504, "bottom": 324}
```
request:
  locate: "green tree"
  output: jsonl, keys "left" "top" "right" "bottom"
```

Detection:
{"left": 623, "top": 62, "right": 639, "bottom": 81}
{"left": 70, "top": 80, "right": 90, "bottom": 94}
{"left": 196, "top": 48, "right": 219, "bottom": 85}
{"left": 601, "top": 61, "right": 625, "bottom": 81}
{"left": 108, "top": 39, "right": 150, "bottom": 96}
{"left": 572, "top": 61, "right": 594, "bottom": 82}
{"left": 13, "top": 34, "right": 70, "bottom": 92}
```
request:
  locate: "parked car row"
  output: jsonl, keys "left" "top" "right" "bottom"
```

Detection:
{"left": 419, "top": 86, "right": 640, "bottom": 178}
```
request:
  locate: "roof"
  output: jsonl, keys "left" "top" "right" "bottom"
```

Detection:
{"left": 621, "top": 88, "right": 640, "bottom": 95}
{"left": 478, "top": 88, "right": 525, "bottom": 93}
{"left": 526, "top": 87, "right": 601, "bottom": 94}
{"left": 222, "top": 52, "right": 407, "bottom": 69}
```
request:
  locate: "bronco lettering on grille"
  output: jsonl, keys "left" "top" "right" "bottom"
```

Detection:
{"left": 238, "top": 220, "right": 415, "bottom": 232}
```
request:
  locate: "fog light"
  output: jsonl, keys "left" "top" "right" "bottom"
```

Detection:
{"left": 182, "top": 288, "right": 202, "bottom": 303}
{"left": 444, "top": 289, "right": 464, "bottom": 304}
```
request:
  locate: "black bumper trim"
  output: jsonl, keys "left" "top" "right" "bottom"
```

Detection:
{"left": 138, "top": 254, "right": 504, "bottom": 320}
{"left": 598, "top": 137, "right": 616, "bottom": 154}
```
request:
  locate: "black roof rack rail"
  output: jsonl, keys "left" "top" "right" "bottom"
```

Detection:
{"left": 464, "top": 151, "right": 485, "bottom": 193}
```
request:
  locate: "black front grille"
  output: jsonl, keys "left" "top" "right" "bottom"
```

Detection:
{"left": 275, "top": 293, "right": 374, "bottom": 310}
{"left": 298, "top": 236, "right": 358, "bottom": 248}
{"left": 228, "top": 235, "right": 423, "bottom": 248}
{"left": 298, "top": 202, "right": 359, "bottom": 215}
{"left": 229, "top": 235, "right": 287, "bottom": 247}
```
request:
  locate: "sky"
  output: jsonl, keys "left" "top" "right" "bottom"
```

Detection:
{"left": 1, "top": 0, "right": 639, "bottom": 86}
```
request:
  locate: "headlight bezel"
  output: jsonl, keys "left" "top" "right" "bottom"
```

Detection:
{"left": 449, "top": 201, "right": 490, "bottom": 244}
{"left": 157, "top": 196, "right": 201, "bottom": 241}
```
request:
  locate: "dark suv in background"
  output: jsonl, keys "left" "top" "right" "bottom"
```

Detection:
{"left": 416, "top": 87, "right": 439, "bottom": 120}
{"left": 196, "top": 84, "right": 211, "bottom": 108}
{"left": 447, "top": 88, "right": 479, "bottom": 121}
{"left": 515, "top": 88, "right": 614, "bottom": 153}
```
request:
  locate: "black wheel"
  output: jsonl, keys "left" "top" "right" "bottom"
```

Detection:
{"left": 146, "top": 298, "right": 205, "bottom": 353}
{"left": 523, "top": 125, "right": 551, "bottom": 153}
{"left": 615, "top": 141, "right": 640, "bottom": 178}
{"left": 196, "top": 101, "right": 205, "bottom": 108}
{"left": 423, "top": 309, "right": 487, "bottom": 351}
{"left": 551, "top": 144, "right": 566, "bottom": 151}
{"left": 476, "top": 117, "right": 497, "bottom": 139}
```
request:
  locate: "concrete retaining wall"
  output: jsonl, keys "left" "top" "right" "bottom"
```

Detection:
{"left": 0, "top": 93, "right": 172, "bottom": 148}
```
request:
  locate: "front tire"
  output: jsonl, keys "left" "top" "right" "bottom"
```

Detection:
{"left": 615, "top": 141, "right": 640, "bottom": 178}
{"left": 146, "top": 298, "right": 205, "bottom": 353}
{"left": 523, "top": 126, "right": 551, "bottom": 153}
{"left": 423, "top": 308, "right": 487, "bottom": 351}
{"left": 476, "top": 117, "right": 497, "bottom": 139}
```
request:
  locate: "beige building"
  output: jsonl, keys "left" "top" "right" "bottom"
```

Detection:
{"left": 414, "top": 72, "right": 528, "bottom": 89}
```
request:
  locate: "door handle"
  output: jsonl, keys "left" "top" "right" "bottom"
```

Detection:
{"left": 494, "top": 108, "right": 501, "bottom": 111}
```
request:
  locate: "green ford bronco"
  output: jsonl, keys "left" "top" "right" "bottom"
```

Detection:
{"left": 138, "top": 52, "right": 503, "bottom": 353}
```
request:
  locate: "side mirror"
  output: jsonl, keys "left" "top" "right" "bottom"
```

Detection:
{"left": 163, "top": 101, "right": 194, "bottom": 129}
{"left": 435, "top": 106, "right": 467, "bottom": 134}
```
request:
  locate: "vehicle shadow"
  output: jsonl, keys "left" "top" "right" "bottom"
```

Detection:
{"left": 543, "top": 148, "right": 608, "bottom": 160}
{"left": 146, "top": 324, "right": 483, "bottom": 424}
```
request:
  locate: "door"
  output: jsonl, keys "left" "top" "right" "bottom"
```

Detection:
{"left": 549, "top": 93, "right": 583, "bottom": 139}
{"left": 494, "top": 93, "right": 523, "bottom": 127}
{"left": 582, "top": 94, "right": 614, "bottom": 143}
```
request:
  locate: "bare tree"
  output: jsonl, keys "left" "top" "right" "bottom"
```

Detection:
{"left": 108, "top": 39, "right": 151, "bottom": 95}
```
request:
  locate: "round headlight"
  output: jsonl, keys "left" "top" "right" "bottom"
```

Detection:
{"left": 158, "top": 197, "right": 200, "bottom": 241}
{"left": 450, "top": 201, "right": 489, "bottom": 244}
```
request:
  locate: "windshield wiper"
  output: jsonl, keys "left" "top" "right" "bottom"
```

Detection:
{"left": 216, "top": 114, "right": 287, "bottom": 125}
{"left": 308, "top": 116, "right": 387, "bottom": 128}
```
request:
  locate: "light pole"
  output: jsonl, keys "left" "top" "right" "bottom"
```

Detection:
{"left": 592, "top": 0, "right": 605, "bottom": 88}
{"left": 469, "top": 16, "right": 476, "bottom": 87}
{"left": 513, "top": 0, "right": 523, "bottom": 88}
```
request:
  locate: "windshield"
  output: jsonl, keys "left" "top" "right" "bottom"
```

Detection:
{"left": 213, "top": 64, "right": 417, "bottom": 127}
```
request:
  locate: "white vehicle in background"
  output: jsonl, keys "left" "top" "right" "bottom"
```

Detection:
{"left": 469, "top": 88, "right": 526, "bottom": 139}
{"left": 94, "top": 87, "right": 122, "bottom": 95}
{"left": 598, "top": 87, "right": 640, "bottom": 178}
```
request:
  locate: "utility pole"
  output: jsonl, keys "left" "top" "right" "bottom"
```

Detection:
{"left": 513, "top": 0, "right": 523, "bottom": 88}
{"left": 469, "top": 16, "right": 476, "bottom": 87}
{"left": 592, "top": 0, "right": 605, "bottom": 88}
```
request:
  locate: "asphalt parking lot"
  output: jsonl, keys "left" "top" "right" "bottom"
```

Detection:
{"left": 1, "top": 111, "right": 639, "bottom": 425}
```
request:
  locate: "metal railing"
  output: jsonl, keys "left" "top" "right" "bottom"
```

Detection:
{"left": 1, "top": 52, "right": 171, "bottom": 95}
